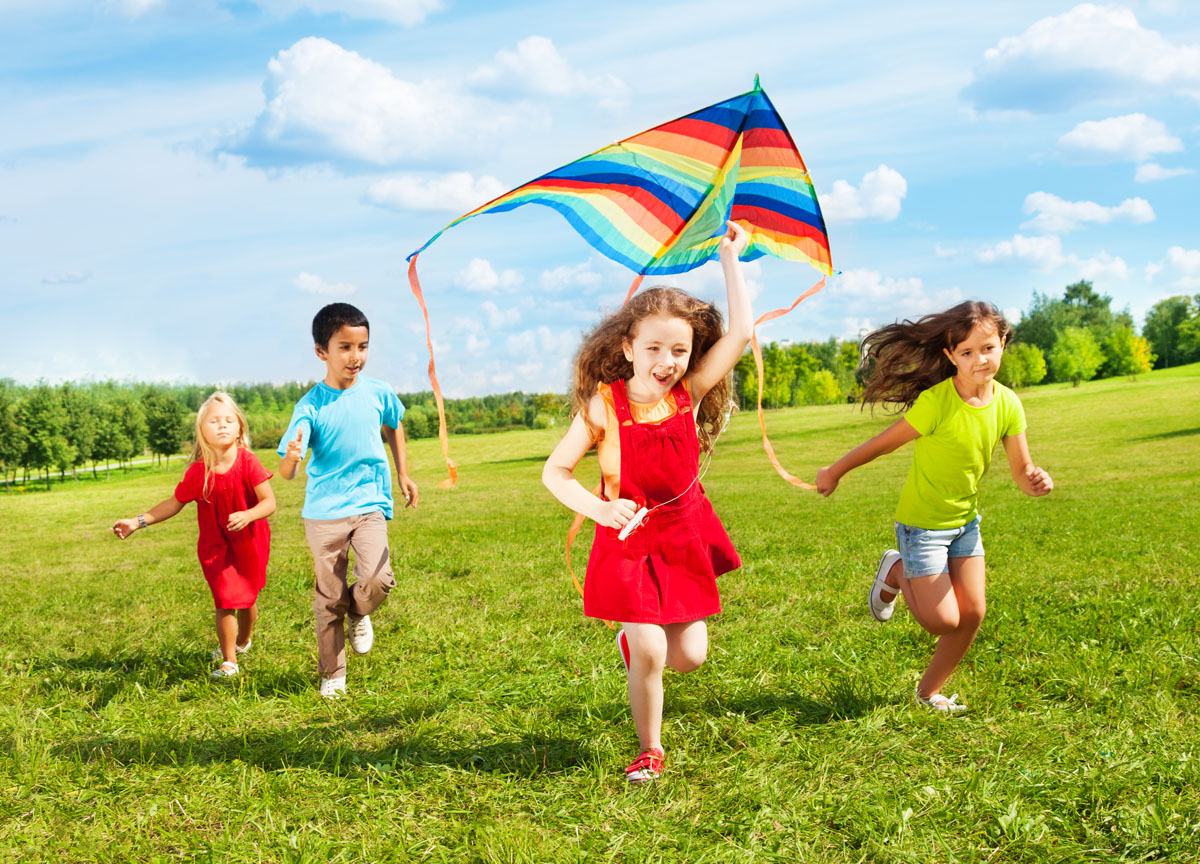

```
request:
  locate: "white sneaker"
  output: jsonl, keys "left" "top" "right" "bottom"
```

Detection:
{"left": 210, "top": 661, "right": 238, "bottom": 679}
{"left": 347, "top": 614, "right": 374, "bottom": 655}
{"left": 869, "top": 549, "right": 902, "bottom": 622}
{"left": 319, "top": 676, "right": 346, "bottom": 699}
{"left": 211, "top": 639, "right": 252, "bottom": 663}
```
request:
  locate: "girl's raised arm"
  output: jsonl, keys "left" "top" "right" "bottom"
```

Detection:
{"left": 542, "top": 397, "right": 639, "bottom": 530}
{"left": 688, "top": 221, "right": 753, "bottom": 404}
{"left": 816, "top": 418, "right": 922, "bottom": 496}
{"left": 1002, "top": 432, "right": 1053, "bottom": 497}
{"left": 112, "top": 496, "right": 186, "bottom": 539}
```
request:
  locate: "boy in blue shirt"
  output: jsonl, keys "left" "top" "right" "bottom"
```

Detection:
{"left": 278, "top": 302, "right": 419, "bottom": 698}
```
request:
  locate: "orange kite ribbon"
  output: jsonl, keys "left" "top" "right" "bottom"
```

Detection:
{"left": 407, "top": 254, "right": 457, "bottom": 488}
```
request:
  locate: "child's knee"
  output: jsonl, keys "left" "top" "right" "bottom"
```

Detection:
{"left": 925, "top": 611, "right": 960, "bottom": 636}
{"left": 670, "top": 649, "right": 706, "bottom": 674}
{"left": 959, "top": 602, "right": 986, "bottom": 631}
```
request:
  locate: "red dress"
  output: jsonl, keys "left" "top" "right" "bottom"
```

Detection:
{"left": 174, "top": 449, "right": 273, "bottom": 609}
{"left": 584, "top": 379, "right": 740, "bottom": 624}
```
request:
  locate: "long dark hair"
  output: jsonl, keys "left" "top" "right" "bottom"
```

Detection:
{"left": 571, "top": 286, "right": 730, "bottom": 451}
{"left": 859, "top": 300, "right": 1012, "bottom": 411}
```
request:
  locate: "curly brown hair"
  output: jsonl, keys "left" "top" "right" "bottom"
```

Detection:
{"left": 859, "top": 300, "right": 1012, "bottom": 411}
{"left": 571, "top": 286, "right": 731, "bottom": 452}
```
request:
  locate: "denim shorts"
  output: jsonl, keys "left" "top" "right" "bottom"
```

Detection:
{"left": 894, "top": 516, "right": 984, "bottom": 579}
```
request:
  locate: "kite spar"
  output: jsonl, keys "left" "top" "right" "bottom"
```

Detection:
{"left": 407, "top": 76, "right": 832, "bottom": 489}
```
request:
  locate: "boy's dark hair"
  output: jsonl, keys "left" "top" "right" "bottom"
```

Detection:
{"left": 312, "top": 303, "right": 369, "bottom": 348}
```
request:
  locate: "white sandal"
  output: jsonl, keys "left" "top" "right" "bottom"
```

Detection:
{"left": 210, "top": 661, "right": 239, "bottom": 679}
{"left": 869, "top": 550, "right": 902, "bottom": 622}
{"left": 211, "top": 639, "right": 252, "bottom": 662}
{"left": 914, "top": 689, "right": 966, "bottom": 712}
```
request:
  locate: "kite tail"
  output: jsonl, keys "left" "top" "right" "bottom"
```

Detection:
{"left": 751, "top": 276, "right": 827, "bottom": 489}
{"left": 622, "top": 274, "right": 644, "bottom": 305}
{"left": 565, "top": 482, "right": 616, "bottom": 630}
{"left": 407, "top": 254, "right": 458, "bottom": 489}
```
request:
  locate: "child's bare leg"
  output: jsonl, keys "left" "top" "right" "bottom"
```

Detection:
{"left": 665, "top": 619, "right": 708, "bottom": 673}
{"left": 215, "top": 609, "right": 238, "bottom": 664}
{"left": 902, "top": 557, "right": 986, "bottom": 698}
{"left": 623, "top": 622, "right": 668, "bottom": 751}
{"left": 236, "top": 603, "right": 258, "bottom": 649}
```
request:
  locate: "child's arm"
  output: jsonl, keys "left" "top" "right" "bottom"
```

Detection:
{"left": 112, "top": 496, "right": 186, "bottom": 539}
{"left": 382, "top": 424, "right": 419, "bottom": 509}
{"left": 816, "top": 419, "right": 921, "bottom": 496}
{"left": 278, "top": 428, "right": 305, "bottom": 480}
{"left": 687, "top": 221, "right": 753, "bottom": 403}
{"left": 226, "top": 479, "right": 277, "bottom": 532}
{"left": 542, "top": 397, "right": 639, "bottom": 530}
{"left": 1002, "top": 433, "right": 1053, "bottom": 497}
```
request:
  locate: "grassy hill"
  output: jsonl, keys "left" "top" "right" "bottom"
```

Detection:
{"left": 1, "top": 365, "right": 1197, "bottom": 862}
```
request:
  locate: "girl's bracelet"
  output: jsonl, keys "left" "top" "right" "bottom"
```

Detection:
{"left": 137, "top": 514, "right": 147, "bottom": 530}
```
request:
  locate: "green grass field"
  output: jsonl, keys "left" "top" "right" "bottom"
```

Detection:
{"left": 2, "top": 366, "right": 1198, "bottom": 863}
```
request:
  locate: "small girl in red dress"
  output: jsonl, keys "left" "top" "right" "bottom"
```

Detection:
{"left": 543, "top": 221, "right": 753, "bottom": 783}
{"left": 112, "top": 392, "right": 275, "bottom": 679}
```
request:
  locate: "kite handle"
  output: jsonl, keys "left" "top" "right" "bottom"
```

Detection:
{"left": 750, "top": 276, "right": 827, "bottom": 489}
{"left": 407, "top": 253, "right": 458, "bottom": 489}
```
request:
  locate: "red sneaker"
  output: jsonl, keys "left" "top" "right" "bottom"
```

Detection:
{"left": 616, "top": 629, "right": 631, "bottom": 673}
{"left": 625, "top": 747, "right": 664, "bottom": 783}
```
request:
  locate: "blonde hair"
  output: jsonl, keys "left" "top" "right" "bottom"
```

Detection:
{"left": 189, "top": 391, "right": 251, "bottom": 500}
{"left": 859, "top": 300, "right": 1013, "bottom": 411}
{"left": 571, "top": 286, "right": 730, "bottom": 452}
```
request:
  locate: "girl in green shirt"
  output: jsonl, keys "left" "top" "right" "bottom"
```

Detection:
{"left": 816, "top": 301, "right": 1053, "bottom": 712}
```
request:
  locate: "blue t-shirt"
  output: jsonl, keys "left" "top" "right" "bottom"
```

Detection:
{"left": 276, "top": 375, "right": 405, "bottom": 520}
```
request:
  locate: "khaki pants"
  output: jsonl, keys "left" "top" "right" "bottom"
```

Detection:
{"left": 304, "top": 511, "right": 395, "bottom": 679}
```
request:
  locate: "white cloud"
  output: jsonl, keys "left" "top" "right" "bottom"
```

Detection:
{"left": 504, "top": 325, "right": 578, "bottom": 357}
{"left": 820, "top": 165, "right": 907, "bottom": 223}
{"left": 469, "top": 35, "right": 629, "bottom": 109}
{"left": 963, "top": 4, "right": 1200, "bottom": 111}
{"left": 227, "top": 37, "right": 513, "bottom": 168}
{"left": 976, "top": 234, "right": 1128, "bottom": 280}
{"left": 41, "top": 270, "right": 91, "bottom": 285}
{"left": 365, "top": 172, "right": 505, "bottom": 212}
{"left": 1146, "top": 245, "right": 1200, "bottom": 288}
{"left": 539, "top": 261, "right": 604, "bottom": 293}
{"left": 482, "top": 300, "right": 521, "bottom": 328}
{"left": 465, "top": 333, "right": 491, "bottom": 354}
{"left": 254, "top": 0, "right": 441, "bottom": 25}
{"left": 294, "top": 271, "right": 356, "bottom": 295}
{"left": 1135, "top": 162, "right": 1194, "bottom": 181}
{"left": 934, "top": 244, "right": 960, "bottom": 258}
{"left": 1058, "top": 114, "right": 1183, "bottom": 162}
{"left": 807, "top": 269, "right": 963, "bottom": 336}
{"left": 1020, "top": 191, "right": 1154, "bottom": 233}
{"left": 1004, "top": 306, "right": 1022, "bottom": 324}
{"left": 103, "top": 0, "right": 164, "bottom": 16}
{"left": 454, "top": 258, "right": 523, "bottom": 294}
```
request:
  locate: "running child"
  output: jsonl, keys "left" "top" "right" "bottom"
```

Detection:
{"left": 543, "top": 220, "right": 752, "bottom": 783}
{"left": 278, "top": 302, "right": 418, "bottom": 699}
{"left": 816, "top": 301, "right": 1053, "bottom": 711}
{"left": 112, "top": 392, "right": 275, "bottom": 679}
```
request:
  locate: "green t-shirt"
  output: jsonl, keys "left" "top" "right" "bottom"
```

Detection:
{"left": 894, "top": 377, "right": 1027, "bottom": 529}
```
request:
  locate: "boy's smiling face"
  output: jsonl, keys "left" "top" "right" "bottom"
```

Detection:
{"left": 316, "top": 324, "right": 370, "bottom": 390}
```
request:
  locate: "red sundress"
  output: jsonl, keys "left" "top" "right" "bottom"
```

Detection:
{"left": 174, "top": 449, "right": 273, "bottom": 609}
{"left": 583, "top": 379, "right": 740, "bottom": 625}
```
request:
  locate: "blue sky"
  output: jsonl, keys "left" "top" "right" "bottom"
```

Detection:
{"left": 2, "top": 0, "right": 1198, "bottom": 396}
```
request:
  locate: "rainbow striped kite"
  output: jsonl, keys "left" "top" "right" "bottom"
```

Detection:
{"left": 407, "top": 76, "right": 832, "bottom": 488}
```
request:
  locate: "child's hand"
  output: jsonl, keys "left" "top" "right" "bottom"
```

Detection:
{"left": 595, "top": 498, "right": 639, "bottom": 530}
{"left": 226, "top": 511, "right": 252, "bottom": 532}
{"left": 718, "top": 219, "right": 749, "bottom": 258}
{"left": 285, "top": 429, "right": 304, "bottom": 463}
{"left": 815, "top": 466, "right": 839, "bottom": 497}
{"left": 112, "top": 518, "right": 139, "bottom": 539}
{"left": 1026, "top": 465, "right": 1053, "bottom": 497}
{"left": 399, "top": 474, "right": 419, "bottom": 509}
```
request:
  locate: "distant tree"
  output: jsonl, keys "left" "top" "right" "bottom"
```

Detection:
{"left": 60, "top": 383, "right": 99, "bottom": 481}
{"left": 403, "top": 405, "right": 432, "bottom": 439}
{"left": 94, "top": 391, "right": 145, "bottom": 475}
{"left": 997, "top": 343, "right": 1046, "bottom": 389}
{"left": 1050, "top": 327, "right": 1104, "bottom": 387}
{"left": 144, "top": 389, "right": 189, "bottom": 467}
{"left": 1143, "top": 295, "right": 1199, "bottom": 368}
{"left": 17, "top": 384, "right": 72, "bottom": 488}
{"left": 799, "top": 369, "right": 841, "bottom": 405}
{"left": 1017, "top": 281, "right": 1120, "bottom": 379}
{"left": 1178, "top": 313, "right": 1200, "bottom": 361}
{"left": 0, "top": 383, "right": 23, "bottom": 492}
{"left": 1104, "top": 326, "right": 1155, "bottom": 380}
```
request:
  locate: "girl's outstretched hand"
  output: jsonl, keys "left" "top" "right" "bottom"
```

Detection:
{"left": 1026, "top": 465, "right": 1053, "bottom": 496}
{"left": 226, "top": 510, "right": 252, "bottom": 532}
{"left": 815, "top": 466, "right": 839, "bottom": 497}
{"left": 595, "top": 498, "right": 639, "bottom": 530}
{"left": 718, "top": 220, "right": 749, "bottom": 258}
{"left": 111, "top": 518, "right": 139, "bottom": 539}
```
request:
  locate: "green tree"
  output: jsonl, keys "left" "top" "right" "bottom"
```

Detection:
{"left": 0, "top": 382, "right": 24, "bottom": 492}
{"left": 996, "top": 343, "right": 1046, "bottom": 389}
{"left": 16, "top": 384, "right": 73, "bottom": 488}
{"left": 403, "top": 405, "right": 432, "bottom": 439}
{"left": 60, "top": 383, "right": 99, "bottom": 481}
{"left": 1178, "top": 314, "right": 1200, "bottom": 360}
{"left": 1104, "top": 326, "right": 1155, "bottom": 380}
{"left": 1017, "top": 281, "right": 1120, "bottom": 379}
{"left": 1050, "top": 327, "right": 1104, "bottom": 387}
{"left": 1142, "top": 295, "right": 1198, "bottom": 368}
{"left": 144, "top": 389, "right": 189, "bottom": 467}
{"left": 799, "top": 369, "right": 841, "bottom": 405}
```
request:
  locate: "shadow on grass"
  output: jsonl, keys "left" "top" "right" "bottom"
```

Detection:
{"left": 1130, "top": 426, "right": 1200, "bottom": 442}
{"left": 58, "top": 714, "right": 594, "bottom": 778}
{"left": 710, "top": 677, "right": 887, "bottom": 725}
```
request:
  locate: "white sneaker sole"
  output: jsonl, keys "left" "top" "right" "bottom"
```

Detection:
{"left": 869, "top": 550, "right": 901, "bottom": 622}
